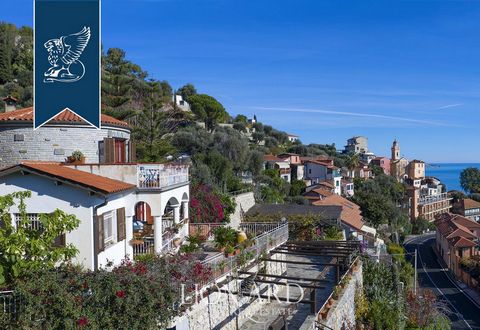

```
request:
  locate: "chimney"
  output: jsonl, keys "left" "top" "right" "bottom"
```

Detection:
{"left": 2, "top": 95, "right": 18, "bottom": 112}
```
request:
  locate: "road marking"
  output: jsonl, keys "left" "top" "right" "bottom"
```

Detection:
{"left": 414, "top": 237, "right": 473, "bottom": 329}
{"left": 415, "top": 235, "right": 480, "bottom": 310}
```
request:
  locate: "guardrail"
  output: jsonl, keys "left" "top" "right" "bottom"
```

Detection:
{"left": 201, "top": 222, "right": 289, "bottom": 283}
{"left": 189, "top": 223, "right": 224, "bottom": 240}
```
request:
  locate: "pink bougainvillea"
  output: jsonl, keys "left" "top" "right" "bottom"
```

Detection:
{"left": 189, "top": 184, "right": 225, "bottom": 223}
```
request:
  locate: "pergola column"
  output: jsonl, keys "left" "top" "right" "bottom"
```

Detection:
{"left": 154, "top": 215, "right": 163, "bottom": 254}
{"left": 173, "top": 205, "right": 180, "bottom": 224}
{"left": 182, "top": 201, "right": 189, "bottom": 220}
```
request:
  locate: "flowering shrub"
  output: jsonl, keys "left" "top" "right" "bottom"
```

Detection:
{"left": 189, "top": 184, "right": 235, "bottom": 223}
{"left": 1, "top": 255, "right": 214, "bottom": 329}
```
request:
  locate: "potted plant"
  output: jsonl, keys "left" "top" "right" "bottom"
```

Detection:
{"left": 66, "top": 150, "right": 85, "bottom": 164}
{"left": 213, "top": 226, "right": 237, "bottom": 251}
{"left": 320, "top": 307, "right": 329, "bottom": 320}
{"left": 224, "top": 245, "right": 235, "bottom": 257}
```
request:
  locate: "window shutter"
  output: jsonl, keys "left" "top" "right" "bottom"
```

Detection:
{"left": 116, "top": 207, "right": 126, "bottom": 241}
{"left": 128, "top": 140, "right": 136, "bottom": 163}
{"left": 53, "top": 234, "right": 66, "bottom": 247}
{"left": 96, "top": 214, "right": 105, "bottom": 253}
{"left": 103, "top": 138, "right": 115, "bottom": 164}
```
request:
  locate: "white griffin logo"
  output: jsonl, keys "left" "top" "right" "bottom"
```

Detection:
{"left": 43, "top": 27, "right": 91, "bottom": 83}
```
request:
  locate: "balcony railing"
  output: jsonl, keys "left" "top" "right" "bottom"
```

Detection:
{"left": 137, "top": 164, "right": 189, "bottom": 189}
{"left": 201, "top": 222, "right": 289, "bottom": 283}
{"left": 189, "top": 223, "right": 224, "bottom": 240}
{"left": 419, "top": 192, "right": 452, "bottom": 205}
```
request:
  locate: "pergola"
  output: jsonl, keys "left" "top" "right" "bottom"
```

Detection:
{"left": 211, "top": 240, "right": 360, "bottom": 329}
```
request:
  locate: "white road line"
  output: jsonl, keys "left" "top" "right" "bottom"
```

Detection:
{"left": 416, "top": 235, "right": 480, "bottom": 309}
{"left": 415, "top": 238, "right": 472, "bottom": 329}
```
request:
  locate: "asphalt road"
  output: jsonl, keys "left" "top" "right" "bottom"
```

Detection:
{"left": 404, "top": 234, "right": 480, "bottom": 329}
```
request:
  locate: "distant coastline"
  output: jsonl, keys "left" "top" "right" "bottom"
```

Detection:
{"left": 426, "top": 163, "right": 480, "bottom": 192}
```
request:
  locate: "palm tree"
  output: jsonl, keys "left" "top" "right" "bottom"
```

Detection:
{"left": 345, "top": 153, "right": 360, "bottom": 178}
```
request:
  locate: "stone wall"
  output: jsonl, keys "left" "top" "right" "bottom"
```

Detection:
{"left": 323, "top": 261, "right": 363, "bottom": 330}
{"left": 229, "top": 192, "right": 255, "bottom": 229}
{"left": 0, "top": 124, "right": 130, "bottom": 166}
{"left": 183, "top": 254, "right": 287, "bottom": 330}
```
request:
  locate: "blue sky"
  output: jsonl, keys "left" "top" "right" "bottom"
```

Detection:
{"left": 4, "top": 0, "right": 480, "bottom": 162}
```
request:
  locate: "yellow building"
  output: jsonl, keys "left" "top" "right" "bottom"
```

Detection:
{"left": 407, "top": 160, "right": 426, "bottom": 179}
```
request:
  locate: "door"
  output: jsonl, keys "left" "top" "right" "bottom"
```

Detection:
{"left": 114, "top": 139, "right": 126, "bottom": 163}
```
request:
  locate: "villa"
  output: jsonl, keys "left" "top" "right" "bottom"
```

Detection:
{"left": 0, "top": 107, "right": 190, "bottom": 270}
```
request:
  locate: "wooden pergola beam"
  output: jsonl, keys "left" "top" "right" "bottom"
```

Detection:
{"left": 231, "top": 276, "right": 327, "bottom": 289}
{"left": 260, "top": 257, "right": 340, "bottom": 267}
{"left": 239, "top": 271, "right": 331, "bottom": 283}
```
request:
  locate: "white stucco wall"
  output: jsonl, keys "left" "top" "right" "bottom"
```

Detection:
{"left": 0, "top": 173, "right": 100, "bottom": 268}
{"left": 0, "top": 172, "right": 135, "bottom": 270}
{"left": 97, "top": 192, "right": 136, "bottom": 268}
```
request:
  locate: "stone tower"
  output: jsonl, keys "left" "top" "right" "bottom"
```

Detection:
{"left": 391, "top": 139, "right": 400, "bottom": 161}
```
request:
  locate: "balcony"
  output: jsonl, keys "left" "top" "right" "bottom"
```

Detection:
{"left": 137, "top": 164, "right": 189, "bottom": 189}
{"left": 418, "top": 192, "right": 452, "bottom": 205}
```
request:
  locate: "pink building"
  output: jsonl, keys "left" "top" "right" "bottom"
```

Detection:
{"left": 371, "top": 157, "right": 390, "bottom": 175}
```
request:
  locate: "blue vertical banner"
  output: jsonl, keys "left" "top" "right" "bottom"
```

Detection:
{"left": 34, "top": 0, "right": 100, "bottom": 129}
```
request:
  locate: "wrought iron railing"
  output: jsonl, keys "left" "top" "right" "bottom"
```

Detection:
{"left": 189, "top": 223, "right": 224, "bottom": 240}
{"left": 137, "top": 164, "right": 189, "bottom": 189}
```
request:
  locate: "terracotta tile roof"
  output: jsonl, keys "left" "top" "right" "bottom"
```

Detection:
{"left": 305, "top": 160, "right": 338, "bottom": 170}
{"left": 317, "top": 181, "right": 335, "bottom": 189}
{"left": 1, "top": 161, "right": 135, "bottom": 195}
{"left": 450, "top": 236, "right": 477, "bottom": 248}
{"left": 435, "top": 213, "right": 480, "bottom": 248}
{"left": 0, "top": 107, "right": 130, "bottom": 128}
{"left": 313, "top": 195, "right": 364, "bottom": 231}
{"left": 263, "top": 154, "right": 283, "bottom": 162}
{"left": 463, "top": 198, "right": 480, "bottom": 210}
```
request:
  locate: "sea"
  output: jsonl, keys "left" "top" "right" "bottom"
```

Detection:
{"left": 427, "top": 163, "right": 480, "bottom": 192}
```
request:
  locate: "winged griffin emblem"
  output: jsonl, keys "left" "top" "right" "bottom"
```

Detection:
{"left": 43, "top": 27, "right": 91, "bottom": 83}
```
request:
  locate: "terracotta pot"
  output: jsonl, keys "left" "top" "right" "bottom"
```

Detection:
{"left": 320, "top": 309, "right": 329, "bottom": 320}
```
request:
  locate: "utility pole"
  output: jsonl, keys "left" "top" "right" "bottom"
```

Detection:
{"left": 414, "top": 248, "right": 418, "bottom": 295}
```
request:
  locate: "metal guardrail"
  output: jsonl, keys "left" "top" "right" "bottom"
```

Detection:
{"left": 201, "top": 222, "right": 289, "bottom": 283}
{"left": 189, "top": 223, "right": 224, "bottom": 240}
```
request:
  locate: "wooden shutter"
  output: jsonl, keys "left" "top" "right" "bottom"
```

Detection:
{"left": 128, "top": 140, "right": 136, "bottom": 163}
{"left": 96, "top": 214, "right": 105, "bottom": 253}
{"left": 53, "top": 234, "right": 66, "bottom": 247}
{"left": 103, "top": 138, "right": 115, "bottom": 164}
{"left": 116, "top": 207, "right": 126, "bottom": 241}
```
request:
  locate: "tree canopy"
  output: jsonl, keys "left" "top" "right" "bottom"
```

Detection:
{"left": 460, "top": 167, "right": 480, "bottom": 194}
{"left": 188, "top": 94, "right": 228, "bottom": 131}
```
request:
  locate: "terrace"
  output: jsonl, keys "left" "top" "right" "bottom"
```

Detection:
{"left": 137, "top": 163, "right": 189, "bottom": 190}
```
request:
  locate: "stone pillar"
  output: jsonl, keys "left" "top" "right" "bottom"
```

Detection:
{"left": 182, "top": 201, "right": 189, "bottom": 220}
{"left": 154, "top": 215, "right": 163, "bottom": 254}
{"left": 173, "top": 205, "right": 180, "bottom": 224}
